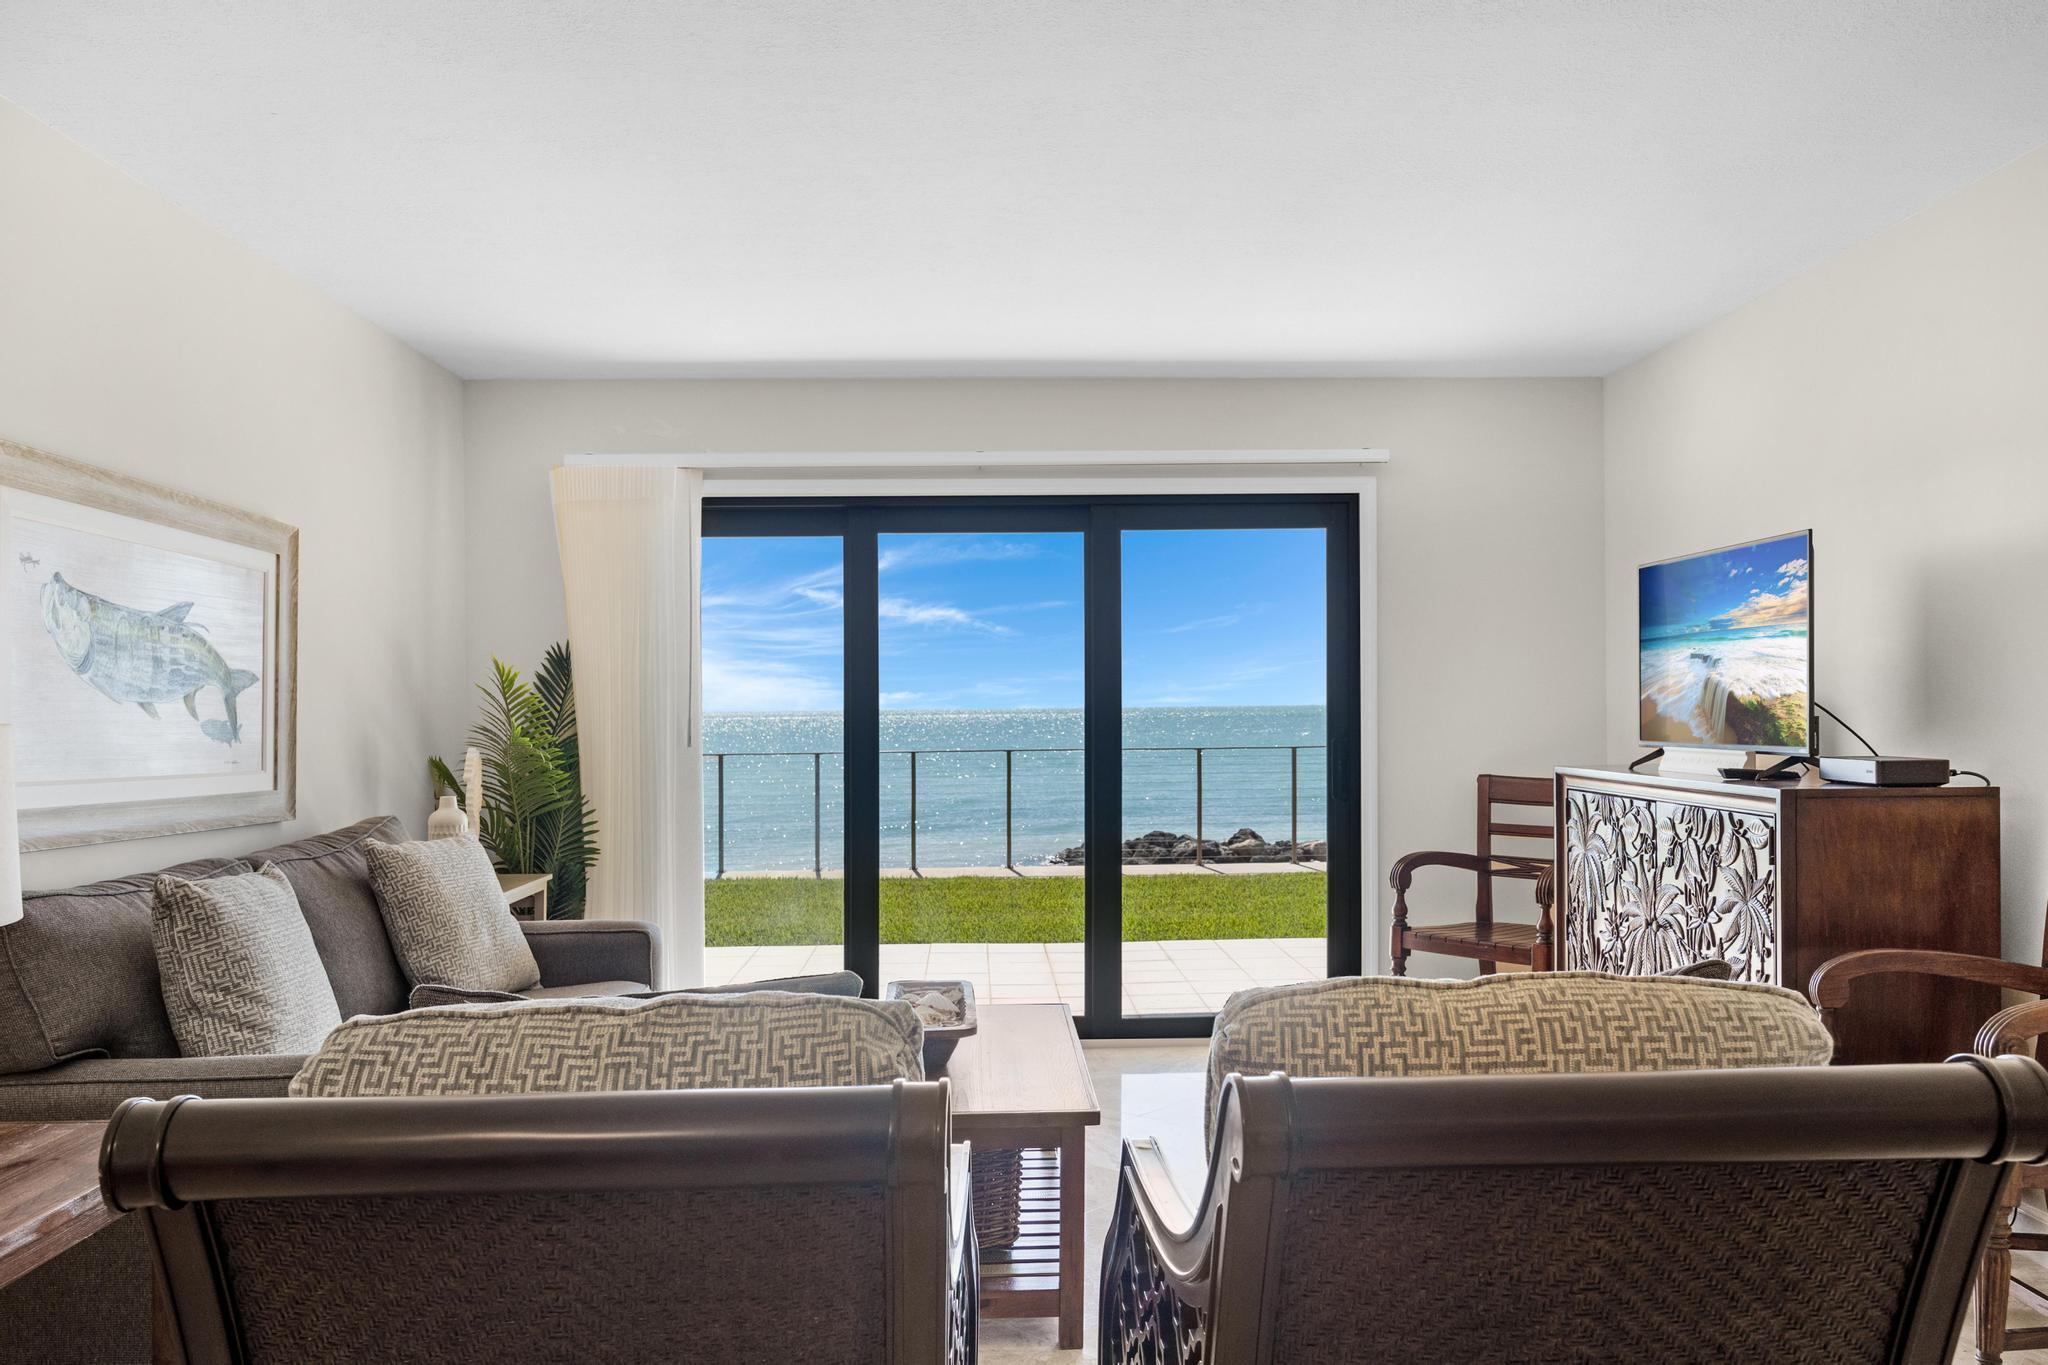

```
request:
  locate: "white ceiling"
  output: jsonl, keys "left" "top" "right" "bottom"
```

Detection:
{"left": 5, "top": 2, "right": 2048, "bottom": 379}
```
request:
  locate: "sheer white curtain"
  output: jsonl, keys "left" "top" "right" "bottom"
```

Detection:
{"left": 548, "top": 466, "right": 704, "bottom": 987}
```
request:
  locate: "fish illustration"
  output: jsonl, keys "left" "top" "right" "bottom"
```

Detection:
{"left": 39, "top": 573, "right": 258, "bottom": 745}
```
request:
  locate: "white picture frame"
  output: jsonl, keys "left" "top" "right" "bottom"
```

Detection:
{"left": 1, "top": 439, "right": 298, "bottom": 850}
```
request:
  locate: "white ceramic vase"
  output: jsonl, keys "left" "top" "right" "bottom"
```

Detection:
{"left": 427, "top": 793, "right": 469, "bottom": 839}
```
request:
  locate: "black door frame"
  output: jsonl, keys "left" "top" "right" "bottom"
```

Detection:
{"left": 703, "top": 493, "right": 1363, "bottom": 1039}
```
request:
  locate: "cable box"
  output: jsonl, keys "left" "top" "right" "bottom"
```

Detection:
{"left": 1817, "top": 756, "right": 1951, "bottom": 787}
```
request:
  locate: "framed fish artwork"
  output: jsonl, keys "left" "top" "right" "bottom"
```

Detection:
{"left": 1, "top": 438, "right": 297, "bottom": 850}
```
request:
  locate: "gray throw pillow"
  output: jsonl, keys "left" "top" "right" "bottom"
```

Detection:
{"left": 405, "top": 969, "right": 865, "bottom": 1011}
{"left": 365, "top": 838, "right": 540, "bottom": 993}
{"left": 152, "top": 864, "right": 343, "bottom": 1057}
{"left": 1662, "top": 958, "right": 1736, "bottom": 980}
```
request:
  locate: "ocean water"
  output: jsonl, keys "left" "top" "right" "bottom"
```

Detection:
{"left": 1640, "top": 626, "right": 1808, "bottom": 742}
{"left": 704, "top": 705, "right": 1328, "bottom": 872}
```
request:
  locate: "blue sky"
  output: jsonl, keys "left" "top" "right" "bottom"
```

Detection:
{"left": 1639, "top": 531, "right": 1810, "bottom": 639}
{"left": 701, "top": 529, "right": 1327, "bottom": 711}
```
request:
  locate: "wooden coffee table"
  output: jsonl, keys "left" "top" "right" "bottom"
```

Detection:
{"left": 928, "top": 1002, "right": 1101, "bottom": 1349}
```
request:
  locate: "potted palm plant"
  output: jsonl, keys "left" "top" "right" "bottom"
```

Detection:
{"left": 431, "top": 643, "right": 598, "bottom": 918}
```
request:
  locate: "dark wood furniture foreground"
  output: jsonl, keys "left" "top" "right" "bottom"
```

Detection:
{"left": 1101, "top": 1059, "right": 2048, "bottom": 1365}
{"left": 1812, "top": 944, "right": 2048, "bottom": 1364}
{"left": 0, "top": 1120, "right": 156, "bottom": 1364}
{"left": 1556, "top": 765, "right": 2000, "bottom": 1064}
{"left": 0, "top": 1120, "right": 119, "bottom": 1288}
{"left": 102, "top": 1083, "right": 975, "bottom": 1365}
{"left": 930, "top": 1002, "right": 1100, "bottom": 1350}
{"left": 1389, "top": 773, "right": 1555, "bottom": 974}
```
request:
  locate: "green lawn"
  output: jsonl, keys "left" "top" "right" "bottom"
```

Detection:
{"left": 704, "top": 872, "right": 1327, "bottom": 946}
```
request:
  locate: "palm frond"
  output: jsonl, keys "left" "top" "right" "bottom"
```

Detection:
{"left": 430, "top": 646, "right": 601, "bottom": 918}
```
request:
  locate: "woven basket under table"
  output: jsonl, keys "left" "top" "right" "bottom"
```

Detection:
{"left": 971, "top": 1146, "right": 1024, "bottom": 1249}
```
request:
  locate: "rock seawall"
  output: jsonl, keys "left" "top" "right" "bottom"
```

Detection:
{"left": 1049, "top": 828, "right": 1328, "bottom": 866}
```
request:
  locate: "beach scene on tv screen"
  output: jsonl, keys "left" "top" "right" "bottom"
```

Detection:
{"left": 1640, "top": 532, "right": 1809, "bottom": 750}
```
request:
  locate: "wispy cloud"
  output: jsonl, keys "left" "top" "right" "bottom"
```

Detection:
{"left": 703, "top": 563, "right": 845, "bottom": 618}
{"left": 877, "top": 538, "right": 1041, "bottom": 574}
{"left": 983, "top": 598, "right": 1074, "bottom": 616}
{"left": 1161, "top": 612, "right": 1242, "bottom": 634}
{"left": 1128, "top": 660, "right": 1293, "bottom": 706}
{"left": 878, "top": 596, "right": 1012, "bottom": 634}
{"left": 702, "top": 654, "right": 840, "bottom": 712}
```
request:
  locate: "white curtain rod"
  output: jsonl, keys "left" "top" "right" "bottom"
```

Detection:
{"left": 564, "top": 449, "right": 1389, "bottom": 470}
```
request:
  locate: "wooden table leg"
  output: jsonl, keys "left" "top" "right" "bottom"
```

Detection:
{"left": 1058, "top": 1124, "right": 1085, "bottom": 1349}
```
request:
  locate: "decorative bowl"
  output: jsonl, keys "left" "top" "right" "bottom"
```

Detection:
{"left": 883, "top": 978, "right": 978, "bottom": 1072}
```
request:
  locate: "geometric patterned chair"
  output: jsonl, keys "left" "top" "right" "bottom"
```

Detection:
{"left": 289, "top": 989, "right": 1021, "bottom": 1270}
{"left": 103, "top": 1081, "right": 977, "bottom": 1365}
{"left": 1204, "top": 970, "right": 1835, "bottom": 1137}
{"left": 1101, "top": 1057, "right": 2048, "bottom": 1365}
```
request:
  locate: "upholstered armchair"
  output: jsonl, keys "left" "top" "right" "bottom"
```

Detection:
{"left": 272, "top": 998, "right": 974, "bottom": 1358}
{"left": 106, "top": 1082, "right": 976, "bottom": 1365}
{"left": 1100, "top": 1059, "right": 2048, "bottom": 1364}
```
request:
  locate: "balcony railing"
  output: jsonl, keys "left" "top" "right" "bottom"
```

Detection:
{"left": 707, "top": 744, "right": 1326, "bottom": 877}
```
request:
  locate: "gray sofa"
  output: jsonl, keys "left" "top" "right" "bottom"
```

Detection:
{"left": 0, "top": 815, "right": 660, "bottom": 1123}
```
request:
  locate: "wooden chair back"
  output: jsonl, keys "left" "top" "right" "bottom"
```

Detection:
{"left": 104, "top": 1082, "right": 975, "bottom": 1365}
{"left": 1474, "top": 773, "right": 1555, "bottom": 926}
{"left": 1102, "top": 1059, "right": 2048, "bottom": 1365}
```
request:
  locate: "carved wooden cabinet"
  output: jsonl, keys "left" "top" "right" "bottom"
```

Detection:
{"left": 1555, "top": 766, "right": 2002, "bottom": 1065}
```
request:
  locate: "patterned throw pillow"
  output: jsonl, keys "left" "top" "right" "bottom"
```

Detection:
{"left": 365, "top": 838, "right": 540, "bottom": 992}
{"left": 152, "top": 865, "right": 343, "bottom": 1057}
{"left": 1205, "top": 970, "right": 1834, "bottom": 1138}
{"left": 290, "top": 991, "right": 925, "bottom": 1097}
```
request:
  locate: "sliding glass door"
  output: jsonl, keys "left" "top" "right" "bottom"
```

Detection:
{"left": 875, "top": 522, "right": 1086, "bottom": 1012}
{"left": 1116, "top": 526, "right": 1331, "bottom": 1018}
{"left": 702, "top": 495, "right": 1360, "bottom": 1037}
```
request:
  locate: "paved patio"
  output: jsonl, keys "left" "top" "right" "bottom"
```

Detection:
{"left": 703, "top": 936, "right": 1327, "bottom": 1015}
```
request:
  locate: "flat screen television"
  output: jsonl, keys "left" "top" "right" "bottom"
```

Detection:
{"left": 1639, "top": 530, "right": 1812, "bottom": 754}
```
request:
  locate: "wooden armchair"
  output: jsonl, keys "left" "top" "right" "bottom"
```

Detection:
{"left": 1390, "top": 773, "right": 1555, "bottom": 974}
{"left": 1101, "top": 1060, "right": 2048, "bottom": 1365}
{"left": 1812, "top": 948, "right": 2048, "bottom": 1364}
{"left": 103, "top": 1082, "right": 977, "bottom": 1365}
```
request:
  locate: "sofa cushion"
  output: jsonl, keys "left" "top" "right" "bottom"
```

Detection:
{"left": 0, "top": 857, "right": 252, "bottom": 1074}
{"left": 406, "top": 969, "right": 863, "bottom": 1011}
{"left": 1205, "top": 971, "right": 1834, "bottom": 1133}
{"left": 365, "top": 838, "right": 540, "bottom": 993}
{"left": 291, "top": 991, "right": 924, "bottom": 1097}
{"left": 153, "top": 865, "right": 343, "bottom": 1057}
{"left": 244, "top": 816, "right": 410, "bottom": 1019}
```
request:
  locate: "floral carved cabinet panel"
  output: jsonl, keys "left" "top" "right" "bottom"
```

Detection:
{"left": 1561, "top": 785, "right": 1779, "bottom": 983}
{"left": 1552, "top": 766, "right": 2002, "bottom": 1064}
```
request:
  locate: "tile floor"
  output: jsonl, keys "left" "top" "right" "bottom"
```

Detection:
{"left": 701, "top": 937, "right": 1327, "bottom": 1013}
{"left": 978, "top": 1042, "right": 2048, "bottom": 1363}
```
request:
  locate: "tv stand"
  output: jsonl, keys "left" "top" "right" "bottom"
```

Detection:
{"left": 1553, "top": 764, "right": 2000, "bottom": 1065}
{"left": 1627, "top": 747, "right": 1664, "bottom": 773}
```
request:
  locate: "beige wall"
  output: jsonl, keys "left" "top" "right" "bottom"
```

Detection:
{"left": 0, "top": 99, "right": 469, "bottom": 888}
{"left": 1605, "top": 145, "right": 2048, "bottom": 958}
{"left": 464, "top": 378, "right": 1607, "bottom": 962}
